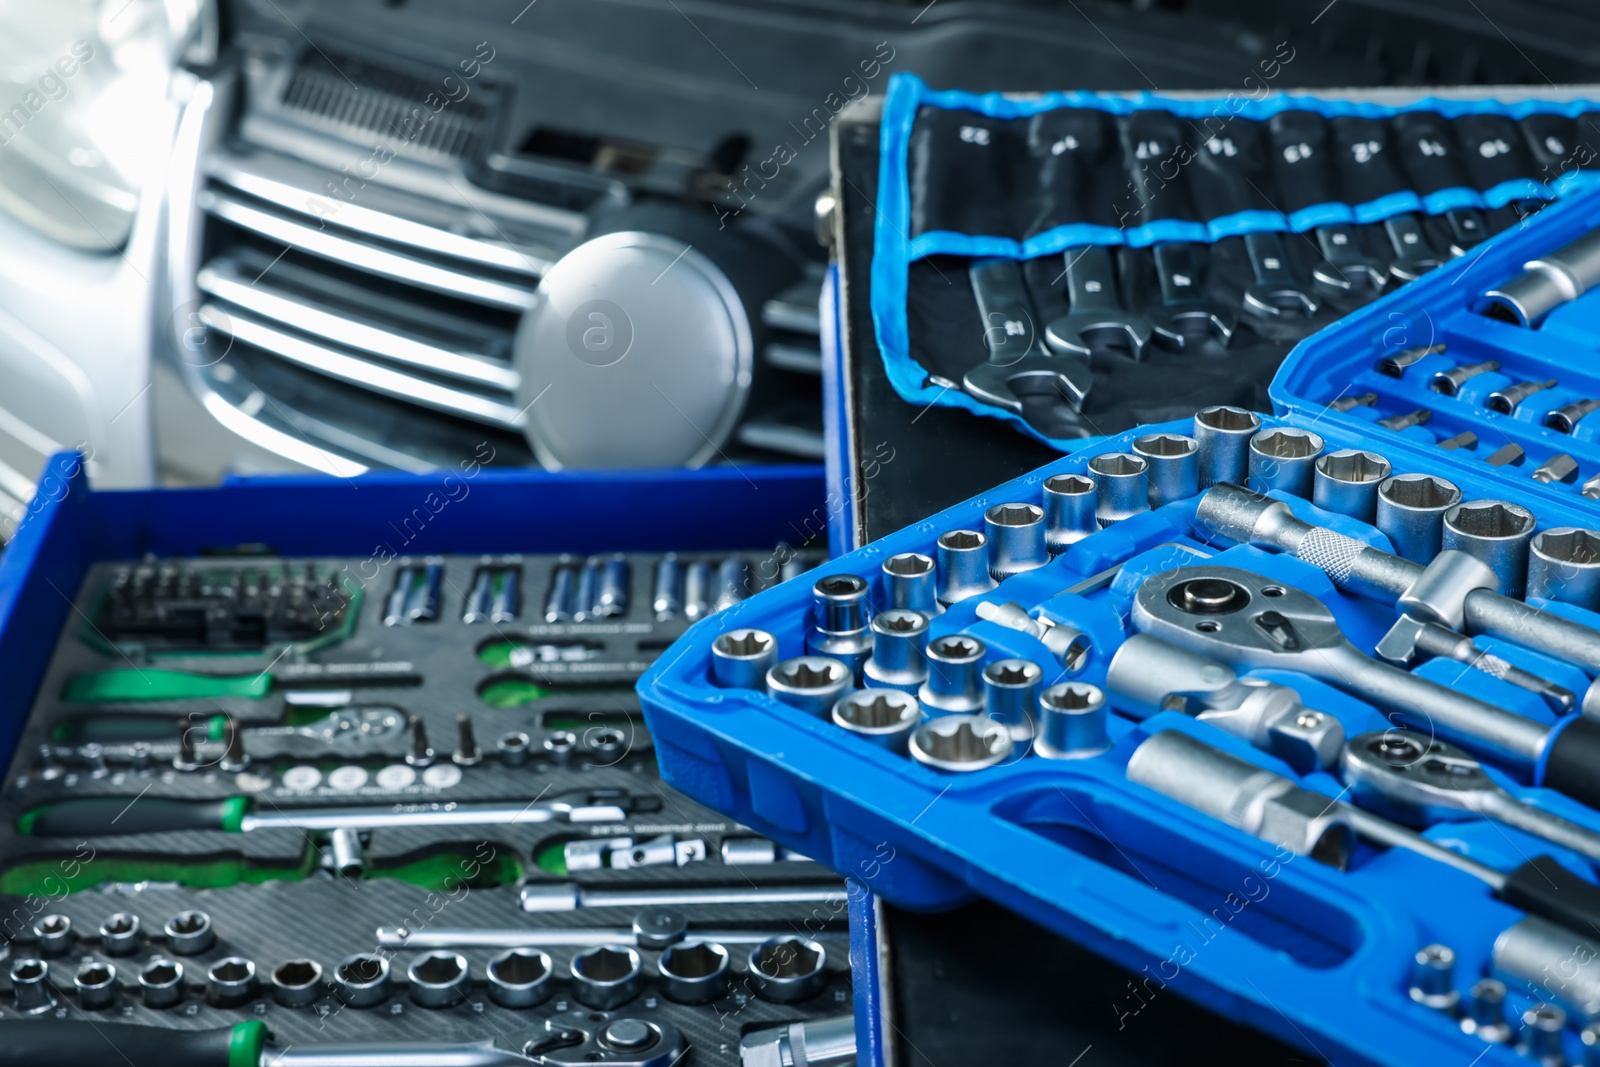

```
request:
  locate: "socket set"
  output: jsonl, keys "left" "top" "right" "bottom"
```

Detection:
{"left": 645, "top": 189, "right": 1600, "bottom": 1064}
{"left": 0, "top": 465, "right": 851, "bottom": 1065}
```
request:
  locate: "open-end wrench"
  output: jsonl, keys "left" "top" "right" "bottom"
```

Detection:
{"left": 1130, "top": 565, "right": 1600, "bottom": 808}
{"left": 1312, "top": 223, "right": 1389, "bottom": 293}
{"left": 1344, "top": 730, "right": 1600, "bottom": 864}
{"left": 1382, "top": 214, "right": 1447, "bottom": 283}
{"left": 1044, "top": 245, "right": 1156, "bottom": 359}
{"left": 1241, "top": 232, "right": 1319, "bottom": 319}
{"left": 1149, "top": 243, "right": 1234, "bottom": 347}
{"left": 963, "top": 258, "right": 1092, "bottom": 414}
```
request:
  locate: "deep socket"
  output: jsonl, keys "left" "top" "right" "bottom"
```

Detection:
{"left": 1528, "top": 528, "right": 1600, "bottom": 610}
{"left": 832, "top": 690, "right": 920, "bottom": 754}
{"left": 591, "top": 555, "right": 629, "bottom": 618}
{"left": 1312, "top": 449, "right": 1392, "bottom": 522}
{"left": 882, "top": 552, "right": 940, "bottom": 614}
{"left": 711, "top": 628, "right": 779, "bottom": 690}
{"left": 164, "top": 910, "right": 213, "bottom": 956}
{"left": 33, "top": 914, "right": 71, "bottom": 957}
{"left": 936, "top": 530, "right": 996, "bottom": 605}
{"left": 1478, "top": 227, "right": 1600, "bottom": 326}
{"left": 99, "top": 912, "right": 140, "bottom": 957}
{"left": 982, "top": 659, "right": 1042, "bottom": 741}
{"left": 1036, "top": 682, "right": 1110, "bottom": 759}
{"left": 1248, "top": 428, "right": 1324, "bottom": 497}
{"left": 766, "top": 657, "right": 852, "bottom": 717}
{"left": 486, "top": 948, "right": 553, "bottom": 1008}
{"left": 1486, "top": 377, "right": 1558, "bottom": 415}
{"left": 1042, "top": 474, "right": 1098, "bottom": 552}
{"left": 271, "top": 959, "right": 323, "bottom": 1007}
{"left": 652, "top": 554, "right": 683, "bottom": 620}
{"left": 683, "top": 560, "right": 713, "bottom": 621}
{"left": 918, "top": 634, "right": 987, "bottom": 715}
{"left": 1376, "top": 474, "right": 1462, "bottom": 565}
{"left": 805, "top": 574, "right": 873, "bottom": 678}
{"left": 138, "top": 958, "right": 184, "bottom": 1010}
{"left": 1408, "top": 943, "right": 1458, "bottom": 1011}
{"left": 658, "top": 941, "right": 730, "bottom": 1004}
{"left": 747, "top": 938, "right": 829, "bottom": 1002}
{"left": 332, "top": 954, "right": 390, "bottom": 1008}
{"left": 544, "top": 561, "right": 577, "bottom": 623}
{"left": 407, "top": 951, "right": 469, "bottom": 1008}
{"left": 572, "top": 557, "right": 601, "bottom": 621}
{"left": 1194, "top": 406, "right": 1261, "bottom": 487}
{"left": 206, "top": 957, "right": 259, "bottom": 1008}
{"left": 1547, "top": 398, "right": 1600, "bottom": 434}
{"left": 909, "top": 714, "right": 1014, "bottom": 772}
{"left": 862, "top": 610, "right": 929, "bottom": 691}
{"left": 74, "top": 962, "right": 116, "bottom": 1011}
{"left": 10, "top": 958, "right": 55, "bottom": 1014}
{"left": 715, "top": 558, "right": 750, "bottom": 612}
{"left": 1443, "top": 500, "right": 1538, "bottom": 598}
{"left": 1133, "top": 433, "right": 1200, "bottom": 508}
{"left": 984, "top": 503, "right": 1049, "bottom": 579}
{"left": 570, "top": 945, "right": 642, "bottom": 1009}
{"left": 1088, "top": 453, "right": 1150, "bottom": 527}
{"left": 1429, "top": 359, "right": 1500, "bottom": 397}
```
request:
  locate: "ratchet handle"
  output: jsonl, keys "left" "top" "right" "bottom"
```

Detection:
{"left": 1500, "top": 856, "right": 1600, "bottom": 935}
{"left": 1540, "top": 716, "right": 1600, "bottom": 813}
{"left": 0, "top": 1020, "right": 265, "bottom": 1067}
{"left": 18, "top": 796, "right": 247, "bottom": 837}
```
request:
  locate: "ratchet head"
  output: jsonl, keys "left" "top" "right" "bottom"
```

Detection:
{"left": 1342, "top": 730, "right": 1500, "bottom": 827}
{"left": 1044, "top": 310, "right": 1156, "bottom": 361}
{"left": 962, "top": 353, "right": 1093, "bottom": 414}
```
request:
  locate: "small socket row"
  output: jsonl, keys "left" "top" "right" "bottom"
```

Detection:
{"left": 1405, "top": 941, "right": 1600, "bottom": 1060}
{"left": 19, "top": 910, "right": 215, "bottom": 959}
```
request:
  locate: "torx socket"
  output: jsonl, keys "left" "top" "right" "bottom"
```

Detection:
{"left": 1328, "top": 392, "right": 1378, "bottom": 412}
{"left": 982, "top": 659, "right": 1042, "bottom": 742}
{"left": 544, "top": 561, "right": 578, "bottom": 623}
{"left": 747, "top": 938, "right": 828, "bottom": 1003}
{"left": 1036, "top": 682, "right": 1110, "bottom": 759}
{"left": 10, "top": 958, "right": 55, "bottom": 1014}
{"left": 1408, "top": 943, "right": 1459, "bottom": 1011}
{"left": 1377, "top": 409, "right": 1432, "bottom": 432}
{"left": 1247, "top": 427, "right": 1324, "bottom": 497}
{"left": 658, "top": 941, "right": 731, "bottom": 1004}
{"left": 1312, "top": 449, "right": 1392, "bottom": 522}
{"left": 164, "top": 910, "right": 213, "bottom": 956}
{"left": 1376, "top": 342, "right": 1445, "bottom": 377}
{"left": 715, "top": 558, "right": 750, "bottom": 612}
{"left": 918, "top": 634, "right": 987, "bottom": 716}
{"left": 496, "top": 731, "right": 531, "bottom": 767}
{"left": 271, "top": 960, "right": 323, "bottom": 1007}
{"left": 1042, "top": 474, "right": 1098, "bottom": 553}
{"left": 683, "top": 560, "right": 714, "bottom": 621}
{"left": 570, "top": 945, "right": 642, "bottom": 1010}
{"left": 332, "top": 954, "right": 390, "bottom": 1008}
{"left": 486, "top": 949, "right": 553, "bottom": 1008}
{"left": 908, "top": 714, "right": 1013, "bottom": 773}
{"left": 206, "top": 957, "right": 259, "bottom": 1008}
{"left": 984, "top": 503, "right": 1049, "bottom": 580}
{"left": 1089, "top": 453, "right": 1150, "bottom": 527}
{"left": 99, "top": 912, "right": 140, "bottom": 957}
{"left": 1437, "top": 431, "right": 1479, "bottom": 452}
{"left": 1528, "top": 528, "right": 1600, "bottom": 610}
{"left": 1547, "top": 398, "right": 1600, "bottom": 434}
{"left": 74, "top": 962, "right": 116, "bottom": 1011}
{"left": 1429, "top": 359, "right": 1500, "bottom": 397}
{"left": 1478, "top": 227, "right": 1600, "bottom": 326}
{"left": 407, "top": 951, "right": 469, "bottom": 1008}
{"left": 1443, "top": 500, "right": 1537, "bottom": 598}
{"left": 1532, "top": 453, "right": 1580, "bottom": 485}
{"left": 805, "top": 574, "right": 873, "bottom": 679}
{"left": 138, "top": 958, "right": 184, "bottom": 1010}
{"left": 1194, "top": 406, "right": 1261, "bottom": 488}
{"left": 1461, "top": 978, "right": 1511, "bottom": 1043}
{"left": 862, "top": 610, "right": 929, "bottom": 691}
{"left": 766, "top": 656, "right": 852, "bottom": 718}
{"left": 832, "top": 690, "right": 920, "bottom": 754}
{"left": 935, "top": 530, "right": 996, "bottom": 605}
{"left": 1486, "top": 377, "right": 1558, "bottom": 415}
{"left": 1376, "top": 474, "right": 1463, "bottom": 565}
{"left": 1133, "top": 433, "right": 1200, "bottom": 508}
{"left": 883, "top": 552, "right": 940, "bottom": 615}
{"left": 33, "top": 914, "right": 71, "bottom": 957}
{"left": 652, "top": 555, "right": 683, "bottom": 620}
{"left": 711, "top": 628, "right": 779, "bottom": 690}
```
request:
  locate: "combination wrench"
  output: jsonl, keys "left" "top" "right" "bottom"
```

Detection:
{"left": 1044, "top": 245, "right": 1158, "bottom": 358}
{"left": 963, "top": 258, "right": 1092, "bottom": 414}
{"left": 1149, "top": 243, "right": 1235, "bottom": 347}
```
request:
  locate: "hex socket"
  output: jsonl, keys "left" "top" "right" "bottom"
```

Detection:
{"left": 984, "top": 503, "right": 1049, "bottom": 580}
{"left": 711, "top": 628, "right": 779, "bottom": 690}
{"left": 982, "top": 659, "right": 1042, "bottom": 740}
{"left": 863, "top": 609, "right": 929, "bottom": 691}
{"left": 1088, "top": 453, "right": 1150, "bottom": 527}
{"left": 1133, "top": 433, "right": 1200, "bottom": 508}
{"left": 658, "top": 941, "right": 731, "bottom": 1004}
{"left": 766, "top": 656, "right": 852, "bottom": 717}
{"left": 883, "top": 552, "right": 940, "bottom": 615}
{"left": 139, "top": 958, "right": 185, "bottom": 1010}
{"left": 1443, "top": 500, "right": 1537, "bottom": 598}
{"left": 33, "top": 914, "right": 71, "bottom": 957}
{"left": 206, "top": 957, "right": 259, "bottom": 1008}
{"left": 10, "top": 958, "right": 56, "bottom": 1014}
{"left": 832, "top": 690, "right": 920, "bottom": 754}
{"left": 908, "top": 714, "right": 1013, "bottom": 773}
{"left": 917, "top": 634, "right": 987, "bottom": 715}
{"left": 407, "top": 951, "right": 469, "bottom": 1008}
{"left": 747, "top": 938, "right": 829, "bottom": 1003}
{"left": 1247, "top": 428, "right": 1324, "bottom": 498}
{"left": 1311, "top": 449, "right": 1391, "bottom": 522}
{"left": 1486, "top": 377, "right": 1557, "bottom": 415}
{"left": 497, "top": 731, "right": 531, "bottom": 767}
{"left": 1408, "top": 943, "right": 1458, "bottom": 1011}
{"left": 333, "top": 953, "right": 391, "bottom": 1008}
{"left": 1194, "top": 405, "right": 1261, "bottom": 488}
{"left": 164, "top": 910, "right": 214, "bottom": 956}
{"left": 1376, "top": 474, "right": 1462, "bottom": 564}
{"left": 74, "top": 962, "right": 117, "bottom": 1011}
{"left": 1546, "top": 398, "right": 1600, "bottom": 434}
{"left": 1042, "top": 474, "right": 1098, "bottom": 553}
{"left": 1036, "top": 682, "right": 1110, "bottom": 759}
{"left": 936, "top": 529, "right": 996, "bottom": 605}
{"left": 1528, "top": 528, "right": 1600, "bottom": 611}
{"left": 271, "top": 959, "right": 324, "bottom": 1007}
{"left": 570, "top": 945, "right": 642, "bottom": 1010}
{"left": 486, "top": 948, "right": 554, "bottom": 1008}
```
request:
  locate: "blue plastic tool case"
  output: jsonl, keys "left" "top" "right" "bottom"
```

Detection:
{"left": 643, "top": 188, "right": 1600, "bottom": 1063}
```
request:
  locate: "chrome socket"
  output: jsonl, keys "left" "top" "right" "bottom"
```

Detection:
{"left": 982, "top": 659, "right": 1042, "bottom": 742}
{"left": 882, "top": 552, "right": 940, "bottom": 615}
{"left": 1486, "top": 377, "right": 1558, "bottom": 415}
{"left": 918, "top": 634, "right": 987, "bottom": 715}
{"left": 1529, "top": 528, "right": 1600, "bottom": 610}
{"left": 1547, "top": 397, "right": 1600, "bottom": 434}
{"left": 164, "top": 910, "right": 214, "bottom": 956}
{"left": 1247, "top": 427, "right": 1324, "bottom": 497}
{"left": 1088, "top": 453, "right": 1150, "bottom": 527}
{"left": 832, "top": 689, "right": 920, "bottom": 754}
{"left": 1376, "top": 474, "right": 1462, "bottom": 564}
{"left": 862, "top": 610, "right": 929, "bottom": 692}
{"left": 908, "top": 714, "right": 1013, "bottom": 773}
{"left": 486, "top": 948, "right": 554, "bottom": 1008}
{"left": 1443, "top": 500, "right": 1537, "bottom": 599}
{"left": 497, "top": 731, "right": 531, "bottom": 767}
{"left": 333, "top": 954, "right": 391, "bottom": 1008}
{"left": 33, "top": 913, "right": 71, "bottom": 957}
{"left": 1520, "top": 1004, "right": 1567, "bottom": 1062}
{"left": 1408, "top": 943, "right": 1458, "bottom": 1012}
{"left": 936, "top": 530, "right": 996, "bottom": 605}
{"left": 1461, "top": 978, "right": 1511, "bottom": 1043}
{"left": 99, "top": 912, "right": 140, "bottom": 957}
{"left": 1132, "top": 433, "right": 1200, "bottom": 508}
{"left": 206, "top": 957, "right": 259, "bottom": 1008}
{"left": 747, "top": 938, "right": 828, "bottom": 1003}
{"left": 570, "top": 945, "right": 642, "bottom": 1010}
{"left": 683, "top": 560, "right": 714, "bottom": 621}
{"left": 74, "top": 962, "right": 117, "bottom": 1011}
{"left": 592, "top": 555, "right": 630, "bottom": 618}
{"left": 984, "top": 503, "right": 1049, "bottom": 580}
{"left": 271, "top": 959, "right": 324, "bottom": 1007}
{"left": 652, "top": 555, "right": 683, "bottom": 620}
{"left": 711, "top": 628, "right": 779, "bottom": 690}
{"left": 328, "top": 826, "right": 366, "bottom": 878}
{"left": 1429, "top": 359, "right": 1500, "bottom": 397}
{"left": 1194, "top": 406, "right": 1262, "bottom": 488}
{"left": 658, "top": 941, "right": 731, "bottom": 1004}
{"left": 766, "top": 656, "right": 852, "bottom": 718}
{"left": 10, "top": 958, "right": 56, "bottom": 1014}
{"left": 544, "top": 730, "right": 577, "bottom": 761}
{"left": 1042, "top": 474, "right": 1098, "bottom": 553}
{"left": 1312, "top": 449, "right": 1392, "bottom": 523}
{"left": 715, "top": 558, "right": 749, "bottom": 612}
{"left": 805, "top": 574, "right": 873, "bottom": 679}
{"left": 139, "top": 958, "right": 185, "bottom": 1010}
{"left": 1036, "top": 682, "right": 1110, "bottom": 759}
{"left": 407, "top": 951, "right": 469, "bottom": 1008}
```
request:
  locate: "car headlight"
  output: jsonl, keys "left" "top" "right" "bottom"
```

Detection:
{"left": 0, "top": 0, "right": 214, "bottom": 250}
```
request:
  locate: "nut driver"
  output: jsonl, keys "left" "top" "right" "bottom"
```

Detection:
{"left": 1044, "top": 244, "right": 1158, "bottom": 359}
{"left": 1131, "top": 565, "right": 1600, "bottom": 808}
{"left": 1344, "top": 730, "right": 1600, "bottom": 864}
{"left": 1149, "top": 242, "right": 1235, "bottom": 347}
{"left": 962, "top": 258, "right": 1092, "bottom": 414}
{"left": 376, "top": 906, "right": 846, "bottom": 950}
{"left": 1240, "top": 231, "right": 1319, "bottom": 319}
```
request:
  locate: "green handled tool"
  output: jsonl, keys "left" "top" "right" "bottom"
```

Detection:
{"left": 63, "top": 662, "right": 422, "bottom": 703}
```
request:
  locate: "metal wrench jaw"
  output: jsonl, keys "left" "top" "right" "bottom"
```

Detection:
{"left": 1149, "top": 304, "right": 1237, "bottom": 348}
{"left": 1312, "top": 258, "right": 1389, "bottom": 294}
{"left": 1243, "top": 282, "right": 1319, "bottom": 320}
{"left": 1043, "top": 311, "right": 1157, "bottom": 361}
{"left": 962, "top": 353, "right": 1093, "bottom": 414}
{"left": 1341, "top": 730, "right": 1506, "bottom": 827}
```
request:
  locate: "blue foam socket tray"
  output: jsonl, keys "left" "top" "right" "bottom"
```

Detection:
{"left": 641, "top": 187, "right": 1600, "bottom": 1064}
